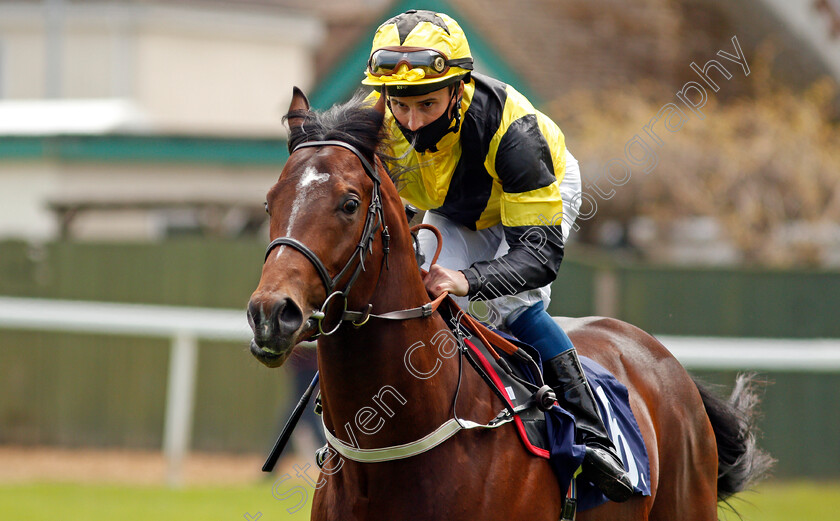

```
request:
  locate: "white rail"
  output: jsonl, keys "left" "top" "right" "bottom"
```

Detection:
{"left": 0, "top": 296, "right": 253, "bottom": 341}
{"left": 657, "top": 335, "right": 840, "bottom": 371}
{"left": 1, "top": 297, "right": 839, "bottom": 485}
{"left": 0, "top": 296, "right": 254, "bottom": 487}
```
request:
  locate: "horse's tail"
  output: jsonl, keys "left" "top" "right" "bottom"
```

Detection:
{"left": 692, "top": 373, "right": 775, "bottom": 502}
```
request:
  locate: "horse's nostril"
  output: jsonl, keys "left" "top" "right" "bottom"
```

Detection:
{"left": 249, "top": 299, "right": 276, "bottom": 345}
{"left": 247, "top": 300, "right": 261, "bottom": 331}
{"left": 277, "top": 297, "right": 303, "bottom": 332}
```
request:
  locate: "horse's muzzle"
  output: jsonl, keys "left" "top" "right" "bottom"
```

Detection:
{"left": 247, "top": 296, "right": 304, "bottom": 366}
{"left": 248, "top": 338, "right": 288, "bottom": 367}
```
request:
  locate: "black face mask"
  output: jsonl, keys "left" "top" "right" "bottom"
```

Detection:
{"left": 391, "top": 88, "right": 462, "bottom": 153}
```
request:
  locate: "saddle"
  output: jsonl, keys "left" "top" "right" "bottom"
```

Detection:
{"left": 437, "top": 296, "right": 652, "bottom": 513}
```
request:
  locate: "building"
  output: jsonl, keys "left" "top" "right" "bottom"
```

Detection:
{"left": 0, "top": 0, "right": 324, "bottom": 240}
{"left": 2, "top": 0, "right": 839, "bottom": 260}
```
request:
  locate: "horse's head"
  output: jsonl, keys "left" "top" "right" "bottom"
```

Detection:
{"left": 247, "top": 88, "right": 390, "bottom": 367}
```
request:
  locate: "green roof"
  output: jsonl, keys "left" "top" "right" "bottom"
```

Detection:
{"left": 0, "top": 134, "right": 289, "bottom": 164}
{"left": 308, "top": 0, "right": 539, "bottom": 109}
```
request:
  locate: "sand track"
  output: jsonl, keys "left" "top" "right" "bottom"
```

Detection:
{"left": 0, "top": 446, "right": 305, "bottom": 486}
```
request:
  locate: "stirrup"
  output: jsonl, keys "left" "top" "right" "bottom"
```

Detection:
{"left": 560, "top": 473, "right": 578, "bottom": 521}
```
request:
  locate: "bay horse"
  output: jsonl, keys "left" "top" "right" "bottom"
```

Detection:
{"left": 247, "top": 88, "right": 772, "bottom": 521}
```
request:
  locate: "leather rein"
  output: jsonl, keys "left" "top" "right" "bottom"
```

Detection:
{"left": 263, "top": 139, "right": 445, "bottom": 337}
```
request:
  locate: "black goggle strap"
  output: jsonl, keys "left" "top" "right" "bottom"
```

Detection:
{"left": 446, "top": 58, "right": 473, "bottom": 70}
{"left": 449, "top": 85, "right": 463, "bottom": 134}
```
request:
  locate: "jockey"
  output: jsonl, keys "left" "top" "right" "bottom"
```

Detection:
{"left": 362, "top": 10, "right": 633, "bottom": 502}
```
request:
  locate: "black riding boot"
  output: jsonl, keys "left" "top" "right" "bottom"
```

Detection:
{"left": 543, "top": 349, "right": 634, "bottom": 502}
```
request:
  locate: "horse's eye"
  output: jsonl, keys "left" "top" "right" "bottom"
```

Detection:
{"left": 343, "top": 199, "right": 360, "bottom": 214}
{"left": 264, "top": 202, "right": 270, "bottom": 215}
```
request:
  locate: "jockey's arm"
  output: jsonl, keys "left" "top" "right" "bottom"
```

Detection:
{"left": 461, "top": 221, "right": 565, "bottom": 299}
{"left": 460, "top": 124, "right": 580, "bottom": 300}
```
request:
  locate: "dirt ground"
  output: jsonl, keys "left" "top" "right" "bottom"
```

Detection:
{"left": 0, "top": 445, "right": 307, "bottom": 486}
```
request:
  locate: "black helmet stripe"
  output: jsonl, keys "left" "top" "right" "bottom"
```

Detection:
{"left": 382, "top": 10, "right": 450, "bottom": 44}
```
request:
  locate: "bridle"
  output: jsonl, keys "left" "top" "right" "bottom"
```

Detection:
{"left": 263, "top": 139, "right": 443, "bottom": 336}
{"left": 264, "top": 140, "right": 389, "bottom": 335}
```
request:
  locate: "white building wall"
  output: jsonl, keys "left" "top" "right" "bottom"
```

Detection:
{"left": 0, "top": 162, "right": 60, "bottom": 239}
{"left": 0, "top": 157, "right": 282, "bottom": 241}
{"left": 54, "top": 161, "right": 280, "bottom": 205}
{"left": 132, "top": 5, "right": 323, "bottom": 135}
{"left": 134, "top": 29, "right": 300, "bottom": 135}
{"left": 54, "top": 161, "right": 282, "bottom": 240}
{"left": 62, "top": 19, "right": 118, "bottom": 99}
{"left": 0, "top": 14, "right": 47, "bottom": 98}
{"left": 0, "top": 1, "right": 324, "bottom": 135}
{"left": 0, "top": 1, "right": 323, "bottom": 240}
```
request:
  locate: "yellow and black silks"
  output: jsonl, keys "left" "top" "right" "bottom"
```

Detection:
{"left": 371, "top": 73, "right": 571, "bottom": 300}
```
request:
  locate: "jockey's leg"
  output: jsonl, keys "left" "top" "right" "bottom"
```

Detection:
{"left": 507, "top": 302, "right": 633, "bottom": 503}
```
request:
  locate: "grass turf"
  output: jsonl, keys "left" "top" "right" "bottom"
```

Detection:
{"left": 2, "top": 480, "right": 839, "bottom": 520}
{"left": 0, "top": 481, "right": 311, "bottom": 521}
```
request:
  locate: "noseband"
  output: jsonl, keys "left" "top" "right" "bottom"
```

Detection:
{"left": 264, "top": 140, "right": 391, "bottom": 335}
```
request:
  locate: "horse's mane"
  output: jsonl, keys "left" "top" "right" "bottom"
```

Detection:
{"left": 283, "top": 90, "right": 407, "bottom": 184}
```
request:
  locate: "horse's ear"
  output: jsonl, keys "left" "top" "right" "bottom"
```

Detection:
{"left": 289, "top": 86, "right": 310, "bottom": 112}
{"left": 287, "top": 87, "right": 310, "bottom": 129}
{"left": 373, "top": 90, "right": 386, "bottom": 116}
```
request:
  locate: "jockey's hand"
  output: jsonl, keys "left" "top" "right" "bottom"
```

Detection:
{"left": 424, "top": 264, "right": 469, "bottom": 298}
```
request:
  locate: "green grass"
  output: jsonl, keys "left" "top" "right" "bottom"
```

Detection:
{"left": 719, "top": 481, "right": 840, "bottom": 521}
{"left": 0, "top": 481, "right": 312, "bottom": 521}
{"left": 1, "top": 480, "right": 839, "bottom": 520}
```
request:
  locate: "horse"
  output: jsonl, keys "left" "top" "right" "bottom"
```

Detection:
{"left": 246, "top": 87, "right": 772, "bottom": 521}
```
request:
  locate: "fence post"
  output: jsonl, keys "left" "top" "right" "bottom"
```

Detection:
{"left": 162, "top": 331, "right": 199, "bottom": 487}
{"left": 594, "top": 268, "right": 619, "bottom": 318}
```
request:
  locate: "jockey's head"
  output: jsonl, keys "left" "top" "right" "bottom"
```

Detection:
{"left": 362, "top": 10, "right": 473, "bottom": 152}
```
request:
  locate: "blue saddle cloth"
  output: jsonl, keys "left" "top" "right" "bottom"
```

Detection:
{"left": 483, "top": 331, "right": 652, "bottom": 510}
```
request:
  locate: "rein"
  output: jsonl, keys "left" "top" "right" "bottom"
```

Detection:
{"left": 263, "top": 139, "right": 444, "bottom": 336}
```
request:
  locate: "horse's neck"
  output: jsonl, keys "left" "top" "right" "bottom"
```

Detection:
{"left": 317, "top": 319, "right": 466, "bottom": 449}
{"left": 316, "top": 225, "right": 469, "bottom": 447}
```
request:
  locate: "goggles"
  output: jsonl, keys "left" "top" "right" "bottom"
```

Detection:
{"left": 367, "top": 47, "right": 473, "bottom": 79}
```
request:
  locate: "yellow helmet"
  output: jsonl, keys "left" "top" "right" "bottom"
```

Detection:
{"left": 362, "top": 10, "right": 473, "bottom": 96}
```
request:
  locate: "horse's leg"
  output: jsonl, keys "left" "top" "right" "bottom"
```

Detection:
{"left": 645, "top": 384, "right": 719, "bottom": 521}
{"left": 623, "top": 345, "right": 718, "bottom": 521}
